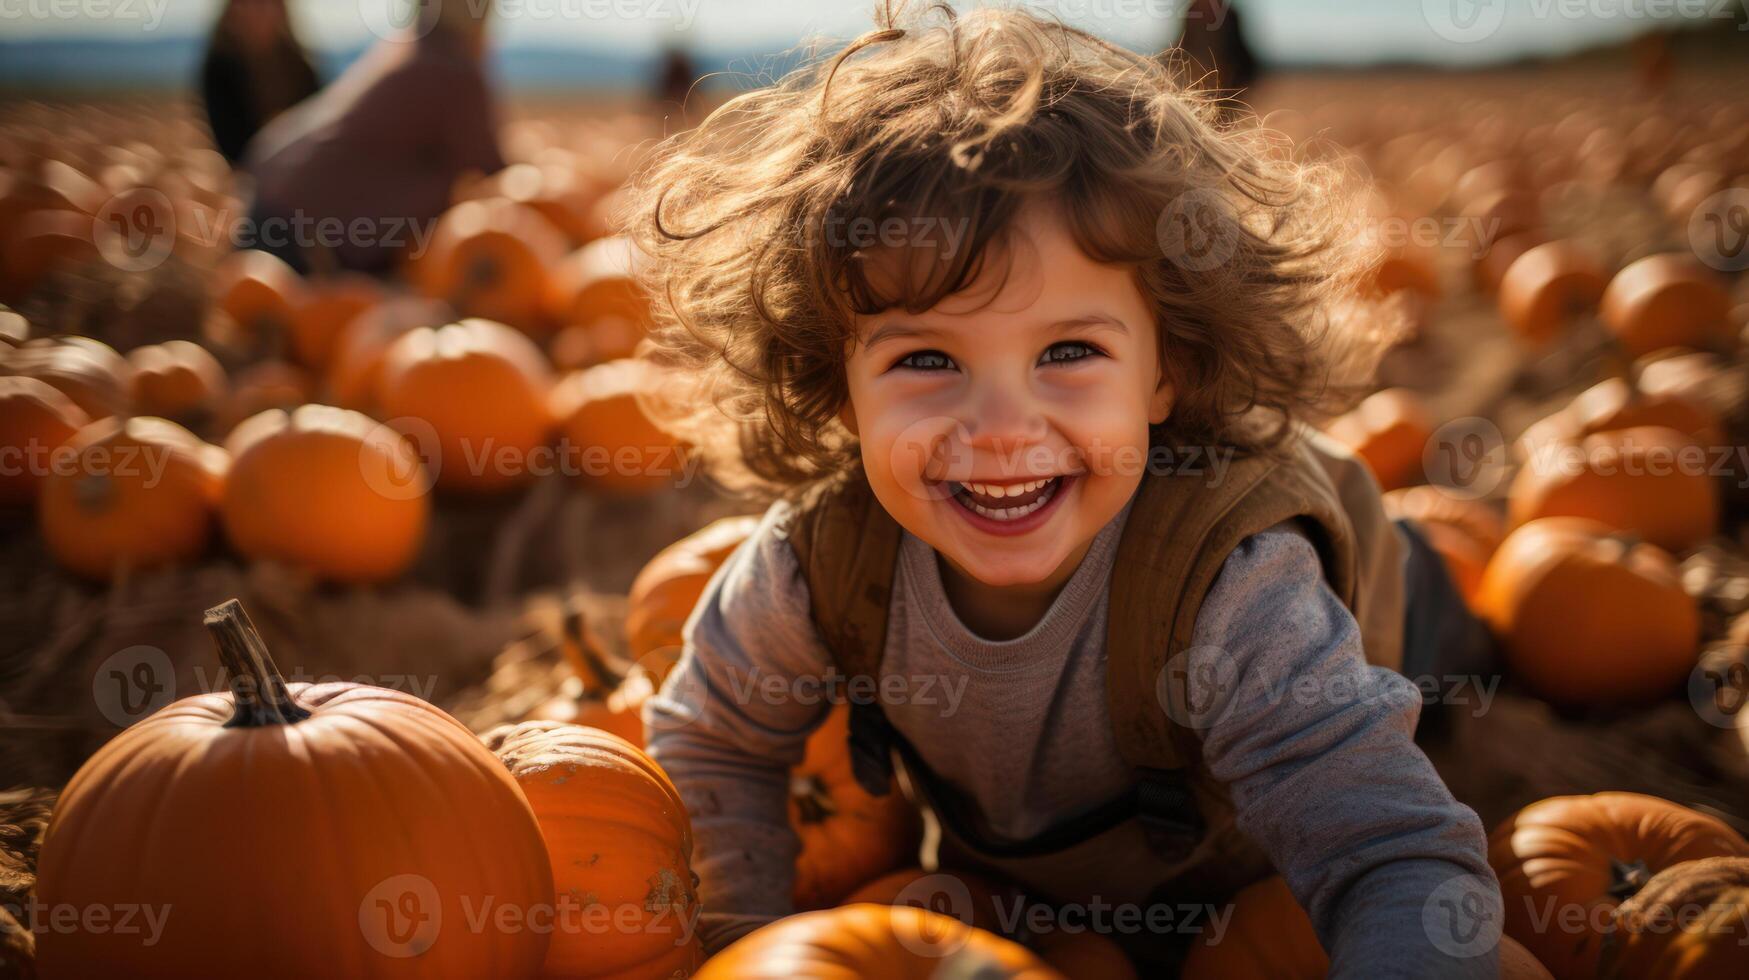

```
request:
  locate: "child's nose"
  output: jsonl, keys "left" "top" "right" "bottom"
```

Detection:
{"left": 963, "top": 381, "right": 1047, "bottom": 454}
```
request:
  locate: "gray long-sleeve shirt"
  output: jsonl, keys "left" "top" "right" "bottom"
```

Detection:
{"left": 645, "top": 491, "right": 1502, "bottom": 976}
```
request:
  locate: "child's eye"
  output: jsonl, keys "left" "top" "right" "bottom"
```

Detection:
{"left": 892, "top": 349, "right": 957, "bottom": 372}
{"left": 1039, "top": 341, "right": 1104, "bottom": 365}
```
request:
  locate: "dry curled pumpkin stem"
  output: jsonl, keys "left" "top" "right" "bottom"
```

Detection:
{"left": 203, "top": 599, "right": 312, "bottom": 727}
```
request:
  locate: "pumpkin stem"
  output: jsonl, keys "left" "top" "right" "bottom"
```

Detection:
{"left": 1607, "top": 857, "right": 1652, "bottom": 899}
{"left": 203, "top": 599, "right": 311, "bottom": 727}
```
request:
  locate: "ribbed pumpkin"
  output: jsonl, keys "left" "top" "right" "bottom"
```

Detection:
{"left": 1489, "top": 792, "right": 1749, "bottom": 979}
{"left": 791, "top": 704, "right": 923, "bottom": 910}
{"left": 1476, "top": 518, "right": 1698, "bottom": 706}
{"left": 695, "top": 905, "right": 1064, "bottom": 980}
{"left": 842, "top": 868, "right": 1006, "bottom": 933}
{"left": 211, "top": 249, "right": 306, "bottom": 359}
{"left": 1382, "top": 486, "right": 1504, "bottom": 604}
{"left": 545, "top": 236, "right": 650, "bottom": 331}
{"left": 1600, "top": 254, "right": 1734, "bottom": 358}
{"left": 625, "top": 515, "right": 760, "bottom": 682}
{"left": 38, "top": 416, "right": 227, "bottom": 580}
{"left": 1497, "top": 241, "right": 1607, "bottom": 347}
{"left": 1509, "top": 426, "right": 1717, "bottom": 553}
{"left": 326, "top": 296, "right": 454, "bottom": 413}
{"left": 1516, "top": 378, "right": 1722, "bottom": 462}
{"left": 126, "top": 339, "right": 228, "bottom": 426}
{"left": 222, "top": 405, "right": 430, "bottom": 583}
{"left": 4, "top": 335, "right": 133, "bottom": 419}
{"left": 289, "top": 274, "right": 382, "bottom": 370}
{"left": 550, "top": 359, "right": 685, "bottom": 495}
{"left": 480, "top": 721, "right": 703, "bottom": 980}
{"left": 0, "top": 375, "right": 88, "bottom": 506}
{"left": 1601, "top": 856, "right": 1749, "bottom": 979}
{"left": 34, "top": 600, "right": 554, "bottom": 979}
{"left": 415, "top": 198, "right": 566, "bottom": 337}
{"left": 377, "top": 318, "right": 556, "bottom": 493}
{"left": 1182, "top": 875, "right": 1551, "bottom": 980}
{"left": 1325, "top": 388, "right": 1435, "bottom": 492}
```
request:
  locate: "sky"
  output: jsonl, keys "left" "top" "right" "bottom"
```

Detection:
{"left": 2, "top": 0, "right": 1738, "bottom": 66}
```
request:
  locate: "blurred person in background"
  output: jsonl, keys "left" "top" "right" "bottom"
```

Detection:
{"left": 240, "top": 0, "right": 507, "bottom": 275}
{"left": 1173, "top": 0, "right": 1258, "bottom": 114}
{"left": 199, "top": 0, "right": 322, "bottom": 165}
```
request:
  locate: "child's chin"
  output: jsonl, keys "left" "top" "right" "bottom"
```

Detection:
{"left": 950, "top": 551, "right": 1066, "bottom": 589}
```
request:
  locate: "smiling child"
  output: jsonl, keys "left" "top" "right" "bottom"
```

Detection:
{"left": 628, "top": 3, "right": 1503, "bottom": 975}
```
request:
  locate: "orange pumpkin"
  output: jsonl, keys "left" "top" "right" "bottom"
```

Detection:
{"left": 126, "top": 339, "right": 228, "bottom": 425}
{"left": 1364, "top": 246, "right": 1441, "bottom": 302}
{"left": 548, "top": 318, "right": 644, "bottom": 370}
{"left": 0, "top": 375, "right": 89, "bottom": 506}
{"left": 1509, "top": 426, "right": 1718, "bottom": 553}
{"left": 695, "top": 905, "right": 1064, "bottom": 980}
{"left": 288, "top": 273, "right": 381, "bottom": 370}
{"left": 1601, "top": 856, "right": 1749, "bottom": 979}
{"left": 35, "top": 599, "right": 554, "bottom": 978}
{"left": 1325, "top": 388, "right": 1435, "bottom": 492}
{"left": 415, "top": 198, "right": 566, "bottom": 337}
{"left": 1600, "top": 254, "right": 1734, "bottom": 358}
{"left": 571, "top": 671, "right": 655, "bottom": 747}
{"left": 1382, "top": 486, "right": 1503, "bottom": 604}
{"left": 4, "top": 335, "right": 132, "bottom": 419}
{"left": 222, "top": 405, "right": 430, "bottom": 584}
{"left": 1516, "top": 378, "right": 1722, "bottom": 462}
{"left": 38, "top": 417, "right": 228, "bottom": 580}
{"left": 550, "top": 359, "right": 685, "bottom": 495}
{"left": 481, "top": 721, "right": 704, "bottom": 980}
{"left": 326, "top": 296, "right": 453, "bottom": 413}
{"left": 843, "top": 868, "right": 1006, "bottom": 933}
{"left": 1489, "top": 792, "right": 1749, "bottom": 979}
{"left": 377, "top": 318, "right": 556, "bottom": 493}
{"left": 545, "top": 236, "right": 651, "bottom": 336}
{"left": 210, "top": 249, "right": 306, "bottom": 359}
{"left": 791, "top": 704, "right": 923, "bottom": 910}
{"left": 1476, "top": 518, "right": 1699, "bottom": 706}
{"left": 1, "top": 209, "right": 102, "bottom": 300}
{"left": 1473, "top": 231, "right": 1545, "bottom": 297}
{"left": 625, "top": 515, "right": 760, "bottom": 681}
{"left": 496, "top": 161, "right": 602, "bottom": 246}
{"left": 1497, "top": 241, "right": 1607, "bottom": 347}
{"left": 1183, "top": 874, "right": 1551, "bottom": 980}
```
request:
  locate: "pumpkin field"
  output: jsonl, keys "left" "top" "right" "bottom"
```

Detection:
{"left": 3, "top": 41, "right": 1749, "bottom": 980}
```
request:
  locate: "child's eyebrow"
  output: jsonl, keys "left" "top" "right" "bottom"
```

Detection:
{"left": 1049, "top": 314, "right": 1129, "bottom": 335}
{"left": 862, "top": 314, "right": 1127, "bottom": 350}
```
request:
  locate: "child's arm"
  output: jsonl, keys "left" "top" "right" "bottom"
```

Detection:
{"left": 643, "top": 503, "right": 835, "bottom": 953}
{"left": 1189, "top": 523, "right": 1503, "bottom": 978}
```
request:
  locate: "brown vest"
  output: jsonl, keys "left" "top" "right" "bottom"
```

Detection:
{"left": 781, "top": 427, "right": 1406, "bottom": 950}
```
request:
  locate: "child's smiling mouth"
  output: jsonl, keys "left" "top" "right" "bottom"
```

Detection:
{"left": 943, "top": 475, "right": 1076, "bottom": 535}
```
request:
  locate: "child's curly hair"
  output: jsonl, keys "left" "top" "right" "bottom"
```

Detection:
{"left": 624, "top": 0, "right": 1402, "bottom": 498}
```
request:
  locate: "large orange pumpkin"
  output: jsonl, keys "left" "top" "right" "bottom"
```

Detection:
{"left": 1509, "top": 426, "right": 1718, "bottom": 553}
{"left": 34, "top": 600, "right": 554, "bottom": 979}
{"left": 376, "top": 318, "right": 556, "bottom": 493}
{"left": 1600, "top": 856, "right": 1749, "bottom": 979}
{"left": 289, "top": 273, "right": 382, "bottom": 370}
{"left": 1473, "top": 231, "right": 1544, "bottom": 297}
{"left": 0, "top": 375, "right": 88, "bottom": 506}
{"left": 1476, "top": 518, "right": 1698, "bottom": 706}
{"left": 481, "top": 721, "right": 704, "bottom": 980}
{"left": 4, "top": 335, "right": 133, "bottom": 419}
{"left": 1382, "top": 486, "right": 1504, "bottom": 604}
{"left": 415, "top": 198, "right": 566, "bottom": 337}
{"left": 126, "top": 339, "right": 228, "bottom": 426}
{"left": 550, "top": 358, "right": 685, "bottom": 495}
{"left": 1497, "top": 240, "right": 1607, "bottom": 347}
{"left": 38, "top": 416, "right": 228, "bottom": 580}
{"left": 1182, "top": 874, "right": 1551, "bottom": 980}
{"left": 1489, "top": 792, "right": 1749, "bottom": 979}
{"left": 545, "top": 236, "right": 651, "bottom": 337}
{"left": 1516, "top": 377, "right": 1722, "bottom": 462}
{"left": 222, "top": 405, "right": 430, "bottom": 584}
{"left": 791, "top": 704, "right": 923, "bottom": 910}
{"left": 1600, "top": 254, "right": 1734, "bottom": 358}
{"left": 1325, "top": 388, "right": 1435, "bottom": 492}
{"left": 625, "top": 515, "right": 760, "bottom": 682}
{"left": 696, "top": 905, "right": 1064, "bottom": 980}
{"left": 211, "top": 248, "right": 306, "bottom": 360}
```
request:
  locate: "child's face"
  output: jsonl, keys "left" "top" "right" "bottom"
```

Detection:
{"left": 843, "top": 198, "right": 1174, "bottom": 588}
